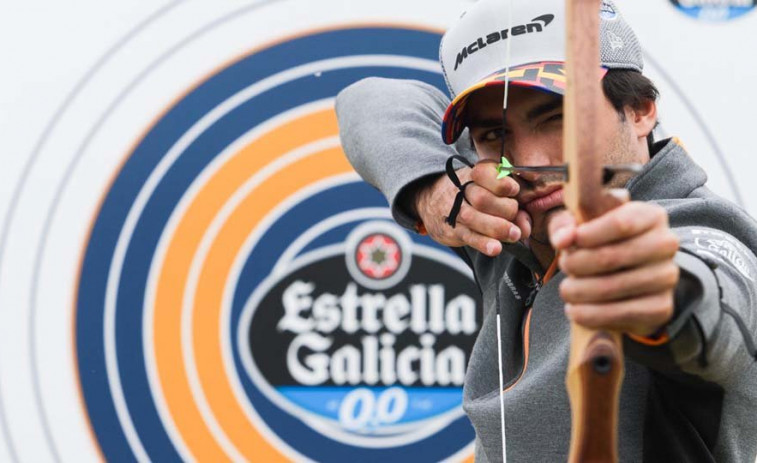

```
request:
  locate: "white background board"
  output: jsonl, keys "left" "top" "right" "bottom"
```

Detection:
{"left": 0, "top": 0, "right": 755, "bottom": 461}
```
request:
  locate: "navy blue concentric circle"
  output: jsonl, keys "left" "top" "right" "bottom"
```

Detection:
{"left": 76, "top": 26, "right": 475, "bottom": 461}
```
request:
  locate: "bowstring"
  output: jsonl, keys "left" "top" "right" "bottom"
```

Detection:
{"left": 497, "top": 0, "right": 513, "bottom": 462}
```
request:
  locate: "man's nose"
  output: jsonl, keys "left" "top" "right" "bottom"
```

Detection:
{"left": 507, "top": 137, "right": 555, "bottom": 182}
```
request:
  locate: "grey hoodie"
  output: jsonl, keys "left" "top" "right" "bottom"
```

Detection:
{"left": 336, "top": 77, "right": 757, "bottom": 462}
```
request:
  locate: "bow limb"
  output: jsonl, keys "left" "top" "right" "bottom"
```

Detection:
{"left": 564, "top": 1, "right": 625, "bottom": 462}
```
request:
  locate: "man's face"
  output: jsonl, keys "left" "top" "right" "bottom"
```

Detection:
{"left": 466, "top": 85, "right": 645, "bottom": 243}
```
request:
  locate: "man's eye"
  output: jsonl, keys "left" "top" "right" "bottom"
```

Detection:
{"left": 479, "top": 129, "right": 503, "bottom": 142}
{"left": 545, "top": 113, "right": 563, "bottom": 123}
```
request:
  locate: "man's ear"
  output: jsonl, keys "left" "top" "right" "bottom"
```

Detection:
{"left": 625, "top": 100, "right": 657, "bottom": 140}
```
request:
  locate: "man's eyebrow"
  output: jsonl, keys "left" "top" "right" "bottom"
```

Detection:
{"left": 466, "top": 98, "right": 563, "bottom": 128}
{"left": 525, "top": 98, "right": 563, "bottom": 120}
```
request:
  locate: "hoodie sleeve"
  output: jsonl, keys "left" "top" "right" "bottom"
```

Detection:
{"left": 626, "top": 225, "right": 757, "bottom": 385}
{"left": 335, "top": 77, "right": 477, "bottom": 229}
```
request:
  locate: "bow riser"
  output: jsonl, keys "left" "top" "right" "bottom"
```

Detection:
{"left": 563, "top": 0, "right": 625, "bottom": 462}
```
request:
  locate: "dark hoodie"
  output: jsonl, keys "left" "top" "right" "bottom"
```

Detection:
{"left": 336, "top": 77, "right": 757, "bottom": 462}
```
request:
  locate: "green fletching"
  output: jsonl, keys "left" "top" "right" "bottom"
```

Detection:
{"left": 496, "top": 156, "right": 513, "bottom": 179}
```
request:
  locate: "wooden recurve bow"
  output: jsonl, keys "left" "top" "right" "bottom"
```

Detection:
{"left": 564, "top": 0, "right": 625, "bottom": 461}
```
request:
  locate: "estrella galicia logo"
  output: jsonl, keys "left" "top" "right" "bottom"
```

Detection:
{"left": 241, "top": 220, "right": 481, "bottom": 447}
{"left": 75, "top": 24, "right": 480, "bottom": 462}
{"left": 670, "top": 0, "right": 756, "bottom": 21}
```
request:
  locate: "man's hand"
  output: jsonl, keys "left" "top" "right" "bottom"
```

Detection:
{"left": 549, "top": 202, "right": 680, "bottom": 337}
{"left": 414, "top": 162, "right": 531, "bottom": 256}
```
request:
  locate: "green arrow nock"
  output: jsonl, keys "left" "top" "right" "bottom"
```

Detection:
{"left": 496, "top": 156, "right": 513, "bottom": 179}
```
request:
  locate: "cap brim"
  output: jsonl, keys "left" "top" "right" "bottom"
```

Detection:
{"left": 441, "top": 61, "right": 607, "bottom": 144}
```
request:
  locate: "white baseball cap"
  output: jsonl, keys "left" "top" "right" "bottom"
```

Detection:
{"left": 440, "top": 0, "right": 643, "bottom": 144}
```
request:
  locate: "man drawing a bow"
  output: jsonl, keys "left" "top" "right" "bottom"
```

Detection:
{"left": 336, "top": 0, "right": 757, "bottom": 461}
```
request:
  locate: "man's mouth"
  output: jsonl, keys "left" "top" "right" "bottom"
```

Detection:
{"left": 522, "top": 187, "right": 564, "bottom": 215}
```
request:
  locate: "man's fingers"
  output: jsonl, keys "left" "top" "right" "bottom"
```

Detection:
{"left": 548, "top": 210, "right": 577, "bottom": 250}
{"left": 564, "top": 291, "right": 675, "bottom": 337}
{"left": 456, "top": 203, "right": 522, "bottom": 244}
{"left": 471, "top": 161, "right": 521, "bottom": 197}
{"left": 560, "top": 260, "right": 680, "bottom": 303}
{"left": 514, "top": 210, "right": 532, "bottom": 241}
{"left": 552, "top": 200, "right": 679, "bottom": 337}
{"left": 559, "top": 227, "right": 679, "bottom": 276}
{"left": 414, "top": 169, "right": 526, "bottom": 253}
{"left": 575, "top": 202, "right": 668, "bottom": 248}
{"left": 459, "top": 227, "right": 503, "bottom": 257}
{"left": 465, "top": 183, "right": 520, "bottom": 220}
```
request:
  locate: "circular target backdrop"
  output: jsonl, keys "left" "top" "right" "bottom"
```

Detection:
{"left": 0, "top": 1, "right": 749, "bottom": 462}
